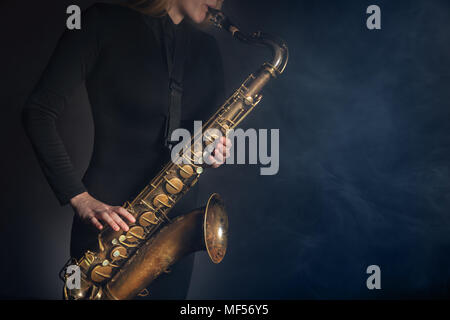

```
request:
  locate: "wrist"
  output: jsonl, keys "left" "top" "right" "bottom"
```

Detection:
{"left": 69, "top": 191, "right": 89, "bottom": 207}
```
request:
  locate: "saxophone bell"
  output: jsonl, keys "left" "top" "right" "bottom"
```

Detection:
{"left": 63, "top": 193, "right": 228, "bottom": 300}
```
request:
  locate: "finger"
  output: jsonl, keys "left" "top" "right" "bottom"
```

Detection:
{"left": 109, "top": 211, "right": 130, "bottom": 232}
{"left": 220, "top": 136, "right": 232, "bottom": 149}
{"left": 213, "top": 148, "right": 225, "bottom": 164}
{"left": 208, "top": 155, "right": 221, "bottom": 168}
{"left": 113, "top": 206, "right": 136, "bottom": 224}
{"left": 99, "top": 211, "right": 120, "bottom": 232}
{"left": 90, "top": 216, "right": 103, "bottom": 231}
{"left": 217, "top": 142, "right": 231, "bottom": 158}
{"left": 225, "top": 137, "right": 232, "bottom": 149}
{"left": 214, "top": 142, "right": 225, "bottom": 156}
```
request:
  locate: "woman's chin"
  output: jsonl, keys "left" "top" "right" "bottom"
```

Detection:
{"left": 192, "top": 12, "right": 207, "bottom": 24}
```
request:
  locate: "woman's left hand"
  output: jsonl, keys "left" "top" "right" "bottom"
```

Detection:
{"left": 208, "top": 136, "right": 232, "bottom": 168}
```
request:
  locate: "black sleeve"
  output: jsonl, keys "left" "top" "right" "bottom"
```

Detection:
{"left": 22, "top": 5, "right": 102, "bottom": 205}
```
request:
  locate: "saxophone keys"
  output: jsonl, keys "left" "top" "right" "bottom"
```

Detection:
{"left": 244, "top": 95, "right": 254, "bottom": 105}
{"left": 216, "top": 120, "right": 230, "bottom": 132}
{"left": 244, "top": 94, "right": 262, "bottom": 106}
{"left": 122, "top": 201, "right": 135, "bottom": 213}
{"left": 110, "top": 246, "right": 127, "bottom": 261}
{"left": 90, "top": 265, "right": 113, "bottom": 283}
{"left": 139, "top": 211, "right": 159, "bottom": 226}
{"left": 179, "top": 164, "right": 194, "bottom": 179}
{"left": 126, "top": 226, "right": 145, "bottom": 242}
{"left": 190, "top": 176, "right": 199, "bottom": 187}
{"left": 140, "top": 198, "right": 153, "bottom": 210}
{"left": 164, "top": 177, "right": 184, "bottom": 194}
{"left": 152, "top": 194, "right": 170, "bottom": 207}
{"left": 204, "top": 133, "right": 218, "bottom": 145}
{"left": 80, "top": 252, "right": 95, "bottom": 269}
{"left": 254, "top": 94, "right": 263, "bottom": 106}
{"left": 86, "top": 252, "right": 95, "bottom": 262}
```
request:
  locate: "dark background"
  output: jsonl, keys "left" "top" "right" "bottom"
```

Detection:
{"left": 1, "top": 0, "right": 450, "bottom": 299}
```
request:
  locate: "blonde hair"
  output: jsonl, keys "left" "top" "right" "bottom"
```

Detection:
{"left": 125, "top": 0, "right": 170, "bottom": 17}
{"left": 124, "top": 0, "right": 224, "bottom": 17}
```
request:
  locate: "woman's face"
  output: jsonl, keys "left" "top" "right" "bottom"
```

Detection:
{"left": 177, "top": 0, "right": 219, "bottom": 24}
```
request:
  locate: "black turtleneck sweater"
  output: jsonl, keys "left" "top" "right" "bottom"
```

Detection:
{"left": 22, "top": 3, "right": 225, "bottom": 262}
{"left": 23, "top": 4, "right": 224, "bottom": 205}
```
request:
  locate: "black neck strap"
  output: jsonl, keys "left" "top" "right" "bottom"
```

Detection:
{"left": 164, "top": 20, "right": 190, "bottom": 148}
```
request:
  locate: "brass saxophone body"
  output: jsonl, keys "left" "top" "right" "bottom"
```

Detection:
{"left": 62, "top": 8, "right": 288, "bottom": 300}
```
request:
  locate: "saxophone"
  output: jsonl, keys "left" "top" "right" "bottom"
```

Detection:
{"left": 62, "top": 8, "right": 288, "bottom": 300}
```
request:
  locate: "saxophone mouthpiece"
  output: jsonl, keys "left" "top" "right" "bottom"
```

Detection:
{"left": 208, "top": 7, "right": 240, "bottom": 37}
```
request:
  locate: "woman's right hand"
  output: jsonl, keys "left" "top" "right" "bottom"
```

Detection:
{"left": 70, "top": 192, "right": 136, "bottom": 232}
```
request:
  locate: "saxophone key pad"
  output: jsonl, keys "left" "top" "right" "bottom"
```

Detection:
{"left": 139, "top": 211, "right": 159, "bottom": 226}
{"left": 110, "top": 246, "right": 127, "bottom": 260}
{"left": 90, "top": 265, "right": 113, "bottom": 283}
{"left": 179, "top": 164, "right": 194, "bottom": 179}
{"left": 126, "top": 226, "right": 145, "bottom": 243}
{"left": 153, "top": 194, "right": 169, "bottom": 207}
{"left": 165, "top": 177, "right": 184, "bottom": 194}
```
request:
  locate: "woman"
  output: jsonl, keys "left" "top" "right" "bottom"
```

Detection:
{"left": 23, "top": 0, "right": 230, "bottom": 299}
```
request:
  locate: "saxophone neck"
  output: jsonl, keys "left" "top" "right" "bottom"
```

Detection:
{"left": 208, "top": 8, "right": 289, "bottom": 75}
